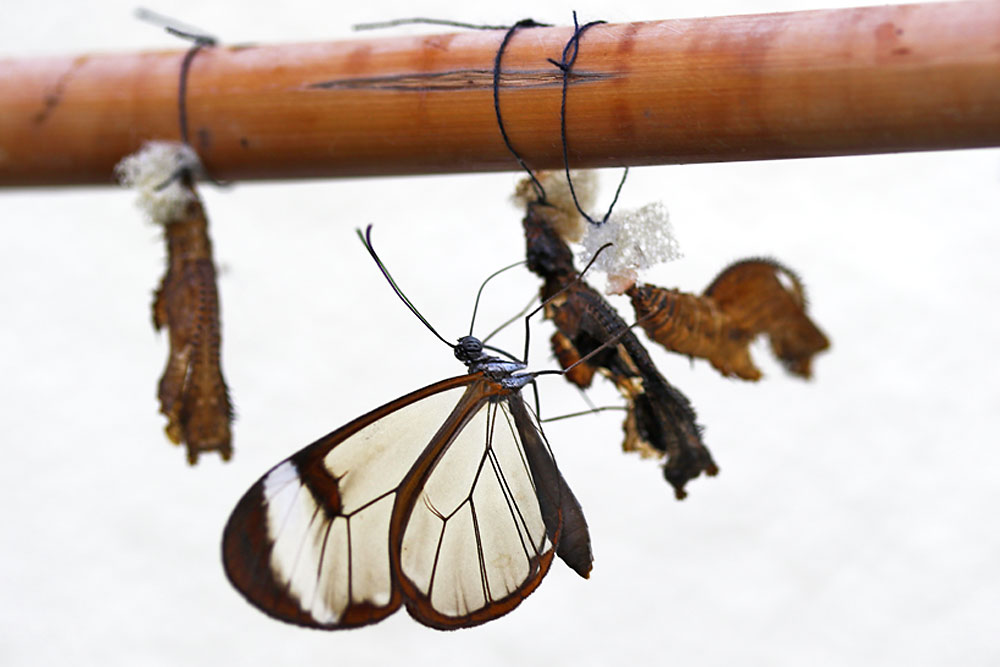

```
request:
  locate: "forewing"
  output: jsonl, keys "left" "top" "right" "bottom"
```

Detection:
{"left": 222, "top": 375, "right": 475, "bottom": 629}
{"left": 397, "top": 385, "right": 581, "bottom": 629}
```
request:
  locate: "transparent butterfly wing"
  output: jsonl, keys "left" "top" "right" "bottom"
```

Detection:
{"left": 397, "top": 392, "right": 557, "bottom": 628}
{"left": 222, "top": 373, "right": 589, "bottom": 630}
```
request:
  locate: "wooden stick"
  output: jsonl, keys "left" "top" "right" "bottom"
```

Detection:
{"left": 1, "top": 1, "right": 998, "bottom": 187}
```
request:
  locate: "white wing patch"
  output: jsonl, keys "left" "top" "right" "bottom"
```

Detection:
{"left": 400, "top": 398, "right": 552, "bottom": 620}
{"left": 261, "top": 461, "right": 339, "bottom": 622}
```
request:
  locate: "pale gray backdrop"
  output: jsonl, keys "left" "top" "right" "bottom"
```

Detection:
{"left": 2, "top": 1, "right": 998, "bottom": 665}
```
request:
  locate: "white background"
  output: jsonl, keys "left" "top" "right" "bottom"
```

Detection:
{"left": 2, "top": 1, "right": 998, "bottom": 665}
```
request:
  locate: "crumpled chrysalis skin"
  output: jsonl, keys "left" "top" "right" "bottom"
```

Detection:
{"left": 152, "top": 175, "right": 233, "bottom": 463}
{"left": 628, "top": 259, "right": 830, "bottom": 381}
{"left": 523, "top": 202, "right": 715, "bottom": 499}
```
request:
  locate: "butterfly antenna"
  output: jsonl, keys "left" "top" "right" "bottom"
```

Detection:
{"left": 482, "top": 292, "right": 537, "bottom": 345}
{"left": 524, "top": 238, "right": 656, "bottom": 378}
{"left": 532, "top": 313, "right": 652, "bottom": 381}
{"left": 357, "top": 225, "right": 454, "bottom": 349}
{"left": 469, "top": 260, "right": 527, "bottom": 336}
{"left": 523, "top": 241, "right": 610, "bottom": 324}
{"left": 541, "top": 405, "right": 627, "bottom": 423}
{"left": 521, "top": 242, "right": 613, "bottom": 363}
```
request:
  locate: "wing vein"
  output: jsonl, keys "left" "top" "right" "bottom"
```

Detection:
{"left": 495, "top": 401, "right": 544, "bottom": 559}
{"left": 345, "top": 519, "right": 354, "bottom": 605}
{"left": 316, "top": 516, "right": 335, "bottom": 580}
{"left": 426, "top": 516, "right": 447, "bottom": 599}
{"left": 345, "top": 488, "right": 396, "bottom": 517}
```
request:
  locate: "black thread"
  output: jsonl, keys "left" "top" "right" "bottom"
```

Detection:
{"left": 136, "top": 9, "right": 218, "bottom": 185}
{"left": 550, "top": 13, "right": 628, "bottom": 225}
{"left": 492, "top": 19, "right": 551, "bottom": 202}
{"left": 355, "top": 16, "right": 551, "bottom": 201}
{"left": 135, "top": 8, "right": 216, "bottom": 144}
{"left": 177, "top": 38, "right": 215, "bottom": 146}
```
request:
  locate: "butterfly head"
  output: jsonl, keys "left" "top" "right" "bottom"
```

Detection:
{"left": 454, "top": 335, "right": 485, "bottom": 364}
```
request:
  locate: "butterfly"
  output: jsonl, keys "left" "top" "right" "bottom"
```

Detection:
{"left": 222, "top": 227, "right": 592, "bottom": 630}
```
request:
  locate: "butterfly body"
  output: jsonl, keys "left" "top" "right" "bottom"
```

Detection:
{"left": 223, "top": 334, "right": 591, "bottom": 631}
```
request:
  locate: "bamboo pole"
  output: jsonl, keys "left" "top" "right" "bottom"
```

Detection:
{"left": 1, "top": 1, "right": 998, "bottom": 187}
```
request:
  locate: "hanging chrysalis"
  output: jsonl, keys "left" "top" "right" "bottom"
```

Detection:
{"left": 628, "top": 259, "right": 830, "bottom": 380}
{"left": 518, "top": 179, "right": 715, "bottom": 499}
{"left": 117, "top": 141, "right": 233, "bottom": 463}
{"left": 517, "top": 170, "right": 830, "bottom": 498}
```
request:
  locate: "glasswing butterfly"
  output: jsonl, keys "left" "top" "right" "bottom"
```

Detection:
{"left": 222, "top": 227, "right": 593, "bottom": 630}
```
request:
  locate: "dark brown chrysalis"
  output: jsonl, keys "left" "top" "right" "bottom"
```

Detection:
{"left": 628, "top": 259, "right": 830, "bottom": 381}
{"left": 524, "top": 202, "right": 716, "bottom": 499}
{"left": 152, "top": 172, "right": 233, "bottom": 463}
